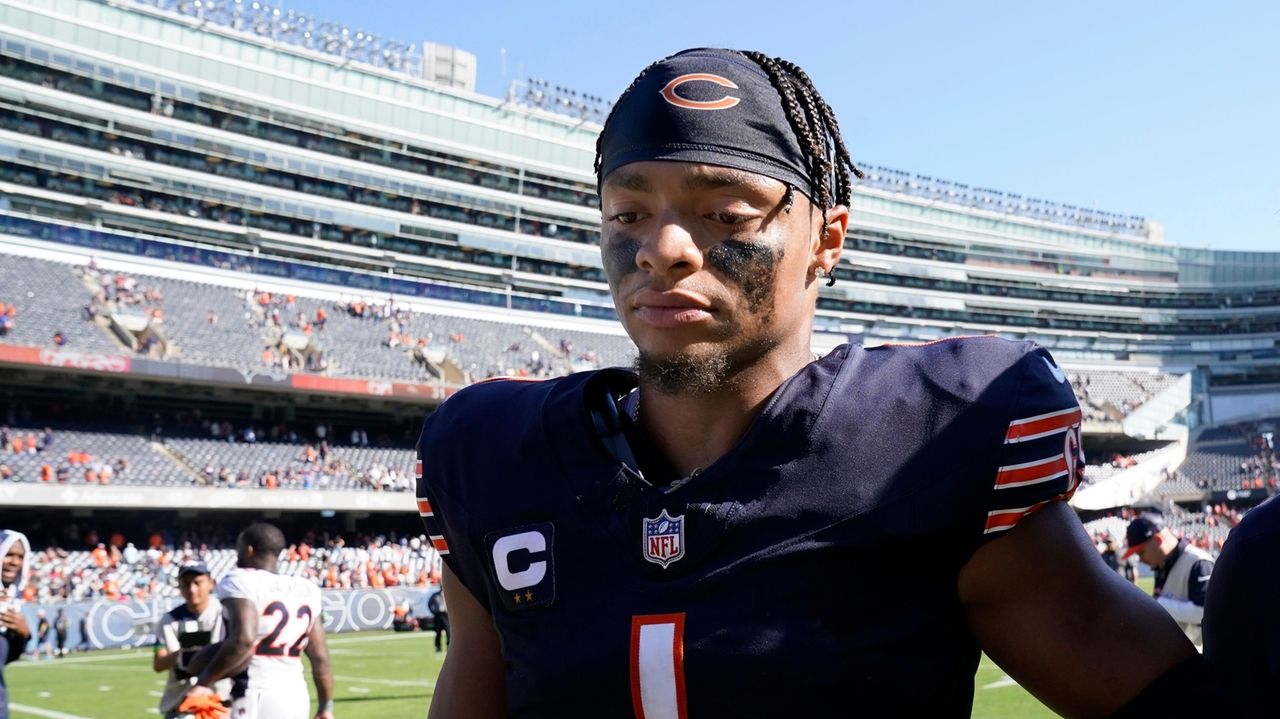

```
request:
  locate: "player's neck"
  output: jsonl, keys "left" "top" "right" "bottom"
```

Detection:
{"left": 637, "top": 345, "right": 812, "bottom": 478}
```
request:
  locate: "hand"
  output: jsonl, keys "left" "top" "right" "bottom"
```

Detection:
{"left": 0, "top": 610, "right": 30, "bottom": 640}
{"left": 184, "top": 684, "right": 217, "bottom": 700}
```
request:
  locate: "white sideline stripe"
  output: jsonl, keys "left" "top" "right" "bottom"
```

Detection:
{"left": 11, "top": 632, "right": 419, "bottom": 668}
{"left": 10, "top": 704, "right": 94, "bottom": 719}
{"left": 327, "top": 633, "right": 431, "bottom": 646}
{"left": 348, "top": 687, "right": 371, "bottom": 694}
{"left": 982, "top": 676, "right": 1019, "bottom": 689}
{"left": 10, "top": 633, "right": 420, "bottom": 668}
{"left": 333, "top": 674, "right": 436, "bottom": 688}
{"left": 8, "top": 651, "right": 147, "bottom": 668}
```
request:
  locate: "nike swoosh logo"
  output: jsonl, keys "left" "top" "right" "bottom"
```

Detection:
{"left": 1042, "top": 357, "right": 1067, "bottom": 383}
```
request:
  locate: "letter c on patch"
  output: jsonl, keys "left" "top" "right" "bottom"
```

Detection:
{"left": 491, "top": 531, "right": 547, "bottom": 591}
{"left": 660, "top": 73, "right": 741, "bottom": 111}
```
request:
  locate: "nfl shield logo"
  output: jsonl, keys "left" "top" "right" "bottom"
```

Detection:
{"left": 643, "top": 509, "right": 685, "bottom": 568}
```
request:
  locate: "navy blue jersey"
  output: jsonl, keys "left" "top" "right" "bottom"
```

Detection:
{"left": 1203, "top": 495, "right": 1280, "bottom": 718}
{"left": 417, "top": 337, "right": 1084, "bottom": 717}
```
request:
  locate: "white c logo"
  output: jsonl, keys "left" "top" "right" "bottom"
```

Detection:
{"left": 492, "top": 531, "right": 547, "bottom": 591}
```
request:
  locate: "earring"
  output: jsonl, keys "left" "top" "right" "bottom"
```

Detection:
{"left": 815, "top": 267, "right": 836, "bottom": 287}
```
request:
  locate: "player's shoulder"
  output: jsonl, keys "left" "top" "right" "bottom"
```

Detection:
{"left": 216, "top": 567, "right": 259, "bottom": 597}
{"left": 422, "top": 372, "right": 590, "bottom": 425}
{"left": 418, "top": 369, "right": 605, "bottom": 456}
{"left": 857, "top": 335, "right": 1071, "bottom": 410}
{"left": 865, "top": 334, "right": 1039, "bottom": 376}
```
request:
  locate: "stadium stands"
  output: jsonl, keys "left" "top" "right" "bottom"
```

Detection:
{"left": 1081, "top": 447, "right": 1173, "bottom": 485}
{"left": 0, "top": 255, "right": 125, "bottom": 355}
{"left": 1163, "top": 419, "right": 1279, "bottom": 495}
{"left": 0, "top": 418, "right": 414, "bottom": 492}
{"left": 0, "top": 426, "right": 191, "bottom": 486}
{"left": 163, "top": 437, "right": 413, "bottom": 492}
{"left": 1071, "top": 369, "right": 1181, "bottom": 421}
{"left": 21, "top": 534, "right": 442, "bottom": 604}
{"left": 0, "top": 249, "right": 636, "bottom": 382}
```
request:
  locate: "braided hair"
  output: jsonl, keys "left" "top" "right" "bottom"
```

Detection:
{"left": 738, "top": 51, "right": 863, "bottom": 212}
{"left": 593, "top": 55, "right": 671, "bottom": 177}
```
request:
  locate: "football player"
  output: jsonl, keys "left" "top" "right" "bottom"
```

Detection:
{"left": 1204, "top": 495, "right": 1279, "bottom": 717}
{"left": 418, "top": 48, "right": 1223, "bottom": 717}
{"left": 188, "top": 523, "right": 334, "bottom": 719}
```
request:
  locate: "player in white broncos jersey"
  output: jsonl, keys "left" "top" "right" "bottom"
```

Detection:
{"left": 190, "top": 523, "right": 335, "bottom": 719}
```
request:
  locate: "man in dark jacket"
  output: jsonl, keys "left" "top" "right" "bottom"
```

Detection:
{"left": 0, "top": 530, "right": 32, "bottom": 719}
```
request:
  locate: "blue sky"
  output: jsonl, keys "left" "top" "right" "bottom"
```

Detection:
{"left": 288, "top": 1, "right": 1278, "bottom": 252}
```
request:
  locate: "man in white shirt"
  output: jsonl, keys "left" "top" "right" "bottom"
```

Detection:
{"left": 153, "top": 561, "right": 229, "bottom": 718}
{"left": 188, "top": 523, "right": 334, "bottom": 719}
{"left": 1124, "top": 514, "right": 1215, "bottom": 648}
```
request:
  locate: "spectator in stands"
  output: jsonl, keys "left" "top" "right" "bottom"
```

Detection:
{"left": 1124, "top": 515, "right": 1215, "bottom": 648}
{"left": 1202, "top": 496, "right": 1279, "bottom": 717}
{"left": 52, "top": 331, "right": 66, "bottom": 347}
{"left": 0, "top": 303, "right": 11, "bottom": 336}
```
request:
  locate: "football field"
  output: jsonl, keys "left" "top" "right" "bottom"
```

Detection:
{"left": 6, "top": 631, "right": 1057, "bottom": 718}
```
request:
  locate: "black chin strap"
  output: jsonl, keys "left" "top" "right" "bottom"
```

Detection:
{"left": 587, "top": 373, "right": 642, "bottom": 477}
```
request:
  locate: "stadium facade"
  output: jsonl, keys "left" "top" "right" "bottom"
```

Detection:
{"left": 0, "top": 0, "right": 1277, "bottom": 518}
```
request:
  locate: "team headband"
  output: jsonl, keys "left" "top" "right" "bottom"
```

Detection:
{"left": 597, "top": 48, "right": 820, "bottom": 200}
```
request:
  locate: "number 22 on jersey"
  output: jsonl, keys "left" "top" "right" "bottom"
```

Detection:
{"left": 255, "top": 601, "right": 314, "bottom": 657}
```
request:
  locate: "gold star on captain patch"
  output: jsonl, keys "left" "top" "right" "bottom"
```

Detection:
{"left": 524, "top": 590, "right": 534, "bottom": 602}
{"left": 512, "top": 593, "right": 522, "bottom": 605}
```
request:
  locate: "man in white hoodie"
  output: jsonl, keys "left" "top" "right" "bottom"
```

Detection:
{"left": 0, "top": 530, "right": 32, "bottom": 719}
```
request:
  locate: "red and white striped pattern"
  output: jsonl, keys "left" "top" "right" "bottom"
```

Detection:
{"left": 429, "top": 534, "right": 450, "bottom": 554}
{"left": 985, "top": 407, "right": 1084, "bottom": 534}
{"left": 984, "top": 500, "right": 1053, "bottom": 535}
{"left": 993, "top": 455, "right": 1068, "bottom": 490}
{"left": 1003, "top": 407, "right": 1082, "bottom": 443}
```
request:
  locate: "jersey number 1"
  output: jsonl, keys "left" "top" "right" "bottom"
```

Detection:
{"left": 256, "top": 601, "right": 313, "bottom": 657}
{"left": 630, "top": 613, "right": 688, "bottom": 719}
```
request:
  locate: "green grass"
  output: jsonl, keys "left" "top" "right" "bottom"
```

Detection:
{"left": 972, "top": 653, "right": 1055, "bottom": 718}
{"left": 8, "top": 631, "right": 444, "bottom": 718}
{"left": 9, "top": 636, "right": 1051, "bottom": 719}
{"left": 7, "top": 583, "right": 1160, "bottom": 719}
